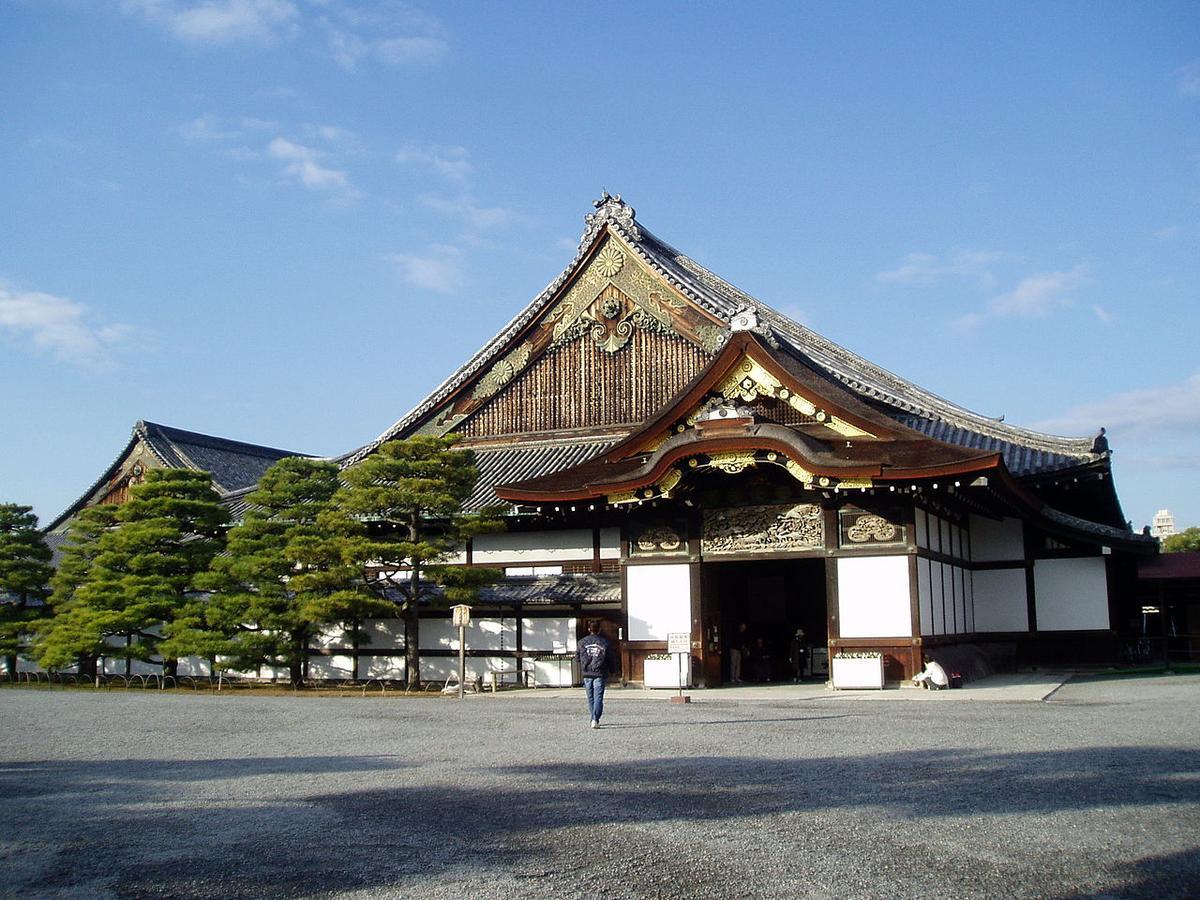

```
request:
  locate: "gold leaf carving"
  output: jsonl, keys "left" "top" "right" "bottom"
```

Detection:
{"left": 472, "top": 342, "right": 533, "bottom": 400}
{"left": 847, "top": 514, "right": 897, "bottom": 542}
{"left": 545, "top": 237, "right": 684, "bottom": 354}
{"left": 702, "top": 503, "right": 824, "bottom": 555}
{"left": 595, "top": 245, "right": 625, "bottom": 277}
{"left": 657, "top": 467, "right": 683, "bottom": 495}
{"left": 784, "top": 459, "right": 816, "bottom": 486}
{"left": 707, "top": 451, "right": 757, "bottom": 474}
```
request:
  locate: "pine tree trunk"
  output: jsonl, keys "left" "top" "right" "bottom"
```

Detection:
{"left": 405, "top": 604, "right": 420, "bottom": 688}
{"left": 290, "top": 632, "right": 305, "bottom": 687}
{"left": 406, "top": 512, "right": 422, "bottom": 688}
{"left": 4, "top": 654, "right": 15, "bottom": 680}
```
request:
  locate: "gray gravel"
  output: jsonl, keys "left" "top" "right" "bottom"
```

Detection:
{"left": 1, "top": 675, "right": 1198, "bottom": 899}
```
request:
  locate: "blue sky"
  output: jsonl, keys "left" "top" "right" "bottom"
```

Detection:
{"left": 2, "top": 1, "right": 1197, "bottom": 532}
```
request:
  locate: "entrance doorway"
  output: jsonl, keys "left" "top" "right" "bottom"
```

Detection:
{"left": 702, "top": 558, "right": 828, "bottom": 685}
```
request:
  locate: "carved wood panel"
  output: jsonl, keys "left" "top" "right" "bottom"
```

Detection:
{"left": 461, "top": 328, "right": 712, "bottom": 437}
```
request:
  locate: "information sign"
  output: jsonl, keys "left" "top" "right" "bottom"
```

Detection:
{"left": 667, "top": 632, "right": 691, "bottom": 655}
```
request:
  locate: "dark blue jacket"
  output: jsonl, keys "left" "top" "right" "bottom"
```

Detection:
{"left": 577, "top": 634, "right": 616, "bottom": 679}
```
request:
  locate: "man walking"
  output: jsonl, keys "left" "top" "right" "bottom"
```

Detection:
{"left": 577, "top": 620, "right": 617, "bottom": 728}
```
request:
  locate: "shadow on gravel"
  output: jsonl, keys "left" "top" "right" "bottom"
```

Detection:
{"left": 6, "top": 746, "right": 1199, "bottom": 898}
{"left": 1057, "top": 846, "right": 1200, "bottom": 899}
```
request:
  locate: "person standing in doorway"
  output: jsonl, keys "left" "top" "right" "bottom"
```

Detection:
{"left": 729, "top": 622, "right": 750, "bottom": 684}
{"left": 577, "top": 620, "right": 617, "bottom": 728}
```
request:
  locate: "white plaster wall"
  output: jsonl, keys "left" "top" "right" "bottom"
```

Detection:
{"left": 973, "top": 569, "right": 1029, "bottom": 632}
{"left": 836, "top": 556, "right": 913, "bottom": 638}
{"left": 521, "top": 617, "right": 578, "bottom": 653}
{"left": 1034, "top": 557, "right": 1110, "bottom": 631}
{"left": 627, "top": 564, "right": 692, "bottom": 641}
{"left": 599, "top": 527, "right": 621, "bottom": 560}
{"left": 308, "top": 655, "right": 354, "bottom": 679}
{"left": 16, "top": 656, "right": 44, "bottom": 674}
{"left": 917, "top": 558, "right": 933, "bottom": 636}
{"left": 362, "top": 618, "right": 405, "bottom": 650}
{"left": 178, "top": 656, "right": 212, "bottom": 677}
{"left": 971, "top": 516, "right": 1025, "bottom": 562}
{"left": 932, "top": 561, "right": 945, "bottom": 635}
{"left": 965, "top": 570, "right": 975, "bottom": 632}
{"left": 309, "top": 625, "right": 353, "bottom": 650}
{"left": 419, "top": 617, "right": 516, "bottom": 651}
{"left": 946, "top": 564, "right": 957, "bottom": 633}
{"left": 421, "top": 656, "right": 515, "bottom": 681}
{"left": 357, "top": 656, "right": 405, "bottom": 680}
{"left": 473, "top": 529, "right": 594, "bottom": 564}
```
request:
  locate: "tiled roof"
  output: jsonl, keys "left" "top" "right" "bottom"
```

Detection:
{"left": 891, "top": 416, "right": 1088, "bottom": 477}
{"left": 342, "top": 195, "right": 1103, "bottom": 482}
{"left": 46, "top": 421, "right": 309, "bottom": 533}
{"left": 138, "top": 421, "right": 306, "bottom": 493}
{"left": 1040, "top": 506, "right": 1157, "bottom": 550}
{"left": 467, "top": 439, "right": 620, "bottom": 512}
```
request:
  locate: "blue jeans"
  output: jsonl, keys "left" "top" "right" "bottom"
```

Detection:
{"left": 584, "top": 676, "right": 607, "bottom": 722}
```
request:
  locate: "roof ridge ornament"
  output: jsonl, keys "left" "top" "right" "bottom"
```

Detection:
{"left": 580, "top": 191, "right": 641, "bottom": 248}
{"left": 730, "top": 306, "right": 780, "bottom": 348}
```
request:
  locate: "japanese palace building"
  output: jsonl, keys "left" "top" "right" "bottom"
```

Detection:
{"left": 44, "top": 195, "right": 1157, "bottom": 685}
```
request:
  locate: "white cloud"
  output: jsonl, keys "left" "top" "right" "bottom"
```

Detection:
{"left": 988, "top": 266, "right": 1086, "bottom": 317}
{"left": 386, "top": 244, "right": 464, "bottom": 293}
{"left": 267, "top": 137, "right": 354, "bottom": 195}
{"left": 396, "top": 144, "right": 473, "bottom": 184}
{"left": 1155, "top": 225, "right": 1183, "bottom": 241}
{"left": 0, "top": 284, "right": 132, "bottom": 368}
{"left": 376, "top": 35, "right": 447, "bottom": 64}
{"left": 1091, "top": 305, "right": 1115, "bottom": 326}
{"left": 876, "top": 250, "right": 1007, "bottom": 286}
{"left": 121, "top": 0, "right": 299, "bottom": 45}
{"left": 1033, "top": 373, "right": 1200, "bottom": 438}
{"left": 956, "top": 265, "right": 1087, "bottom": 329}
{"left": 175, "top": 114, "right": 240, "bottom": 142}
{"left": 420, "top": 193, "right": 513, "bottom": 231}
{"left": 174, "top": 115, "right": 360, "bottom": 199}
{"left": 317, "top": 3, "right": 448, "bottom": 69}
{"left": 1176, "top": 59, "right": 1200, "bottom": 97}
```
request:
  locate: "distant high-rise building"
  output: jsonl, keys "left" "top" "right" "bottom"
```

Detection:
{"left": 1152, "top": 509, "right": 1177, "bottom": 538}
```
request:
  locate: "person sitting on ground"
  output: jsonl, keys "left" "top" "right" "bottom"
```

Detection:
{"left": 912, "top": 656, "right": 949, "bottom": 690}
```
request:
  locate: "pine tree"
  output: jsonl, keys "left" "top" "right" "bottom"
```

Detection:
{"left": 0, "top": 504, "right": 54, "bottom": 677}
{"left": 336, "top": 435, "right": 502, "bottom": 687}
{"left": 36, "top": 470, "right": 227, "bottom": 676}
{"left": 193, "top": 456, "right": 391, "bottom": 684}
{"left": 36, "top": 505, "right": 119, "bottom": 674}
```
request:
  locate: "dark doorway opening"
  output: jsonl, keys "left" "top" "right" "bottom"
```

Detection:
{"left": 703, "top": 558, "right": 828, "bottom": 685}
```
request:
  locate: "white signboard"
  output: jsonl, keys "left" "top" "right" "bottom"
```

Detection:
{"left": 452, "top": 605, "right": 471, "bottom": 627}
{"left": 667, "top": 632, "right": 691, "bottom": 655}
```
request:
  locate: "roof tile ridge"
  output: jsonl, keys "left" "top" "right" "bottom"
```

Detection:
{"left": 142, "top": 421, "right": 308, "bottom": 459}
{"left": 1041, "top": 505, "right": 1151, "bottom": 543}
{"left": 759, "top": 310, "right": 1097, "bottom": 457}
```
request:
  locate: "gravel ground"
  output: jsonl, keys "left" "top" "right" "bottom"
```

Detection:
{"left": 1, "top": 675, "right": 1198, "bottom": 899}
